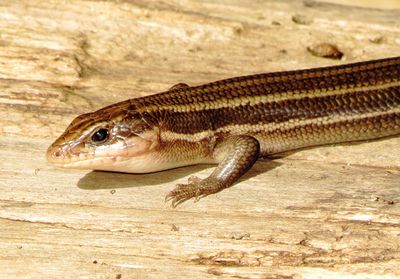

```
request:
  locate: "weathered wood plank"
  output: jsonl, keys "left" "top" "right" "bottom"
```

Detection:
{"left": 0, "top": 0, "right": 399, "bottom": 277}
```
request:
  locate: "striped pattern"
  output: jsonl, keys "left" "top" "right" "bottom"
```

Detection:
{"left": 158, "top": 86, "right": 399, "bottom": 133}
{"left": 49, "top": 56, "right": 400, "bottom": 160}
{"left": 142, "top": 57, "right": 400, "bottom": 155}
{"left": 47, "top": 57, "right": 400, "bottom": 206}
{"left": 134, "top": 56, "right": 399, "bottom": 111}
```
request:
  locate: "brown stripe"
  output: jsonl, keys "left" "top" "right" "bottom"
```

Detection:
{"left": 159, "top": 86, "right": 400, "bottom": 134}
{"left": 256, "top": 111, "right": 400, "bottom": 154}
{"left": 133, "top": 56, "right": 400, "bottom": 110}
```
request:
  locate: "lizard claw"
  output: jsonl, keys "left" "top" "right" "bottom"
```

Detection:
{"left": 165, "top": 182, "right": 197, "bottom": 207}
{"left": 165, "top": 177, "right": 222, "bottom": 207}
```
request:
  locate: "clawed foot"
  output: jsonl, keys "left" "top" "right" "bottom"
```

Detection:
{"left": 165, "top": 176, "right": 221, "bottom": 207}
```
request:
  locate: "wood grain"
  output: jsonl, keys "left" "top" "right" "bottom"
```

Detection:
{"left": 0, "top": 0, "right": 399, "bottom": 277}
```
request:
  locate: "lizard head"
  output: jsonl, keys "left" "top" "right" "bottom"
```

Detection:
{"left": 46, "top": 100, "right": 162, "bottom": 173}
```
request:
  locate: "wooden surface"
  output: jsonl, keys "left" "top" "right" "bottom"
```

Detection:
{"left": 1, "top": 0, "right": 399, "bottom": 278}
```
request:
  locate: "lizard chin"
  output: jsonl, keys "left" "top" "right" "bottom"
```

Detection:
{"left": 58, "top": 153, "right": 173, "bottom": 173}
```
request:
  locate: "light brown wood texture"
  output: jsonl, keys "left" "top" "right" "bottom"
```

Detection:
{"left": 1, "top": 0, "right": 399, "bottom": 278}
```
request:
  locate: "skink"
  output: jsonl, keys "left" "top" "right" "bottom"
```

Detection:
{"left": 47, "top": 57, "right": 400, "bottom": 207}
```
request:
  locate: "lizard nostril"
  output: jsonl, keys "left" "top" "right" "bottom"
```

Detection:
{"left": 46, "top": 145, "right": 65, "bottom": 163}
{"left": 53, "top": 150, "right": 62, "bottom": 158}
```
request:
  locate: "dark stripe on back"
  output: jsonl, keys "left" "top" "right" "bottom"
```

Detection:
{"left": 258, "top": 111, "right": 400, "bottom": 154}
{"left": 160, "top": 86, "right": 400, "bottom": 133}
{"left": 134, "top": 57, "right": 400, "bottom": 108}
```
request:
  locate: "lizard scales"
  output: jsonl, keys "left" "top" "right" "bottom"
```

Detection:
{"left": 47, "top": 57, "right": 400, "bottom": 207}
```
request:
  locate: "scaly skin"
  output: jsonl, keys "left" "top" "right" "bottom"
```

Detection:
{"left": 47, "top": 57, "right": 400, "bottom": 207}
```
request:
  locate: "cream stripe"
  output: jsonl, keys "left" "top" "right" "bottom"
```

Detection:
{"left": 140, "top": 80, "right": 399, "bottom": 114}
{"left": 160, "top": 108, "right": 399, "bottom": 143}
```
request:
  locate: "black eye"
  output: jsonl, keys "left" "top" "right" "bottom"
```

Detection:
{"left": 91, "top": 128, "right": 109, "bottom": 143}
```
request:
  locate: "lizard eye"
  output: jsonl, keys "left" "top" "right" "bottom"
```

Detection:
{"left": 91, "top": 128, "right": 109, "bottom": 143}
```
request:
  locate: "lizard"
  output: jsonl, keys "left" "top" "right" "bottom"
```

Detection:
{"left": 47, "top": 56, "right": 400, "bottom": 207}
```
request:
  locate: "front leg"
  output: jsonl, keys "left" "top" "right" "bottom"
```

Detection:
{"left": 165, "top": 135, "right": 260, "bottom": 207}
